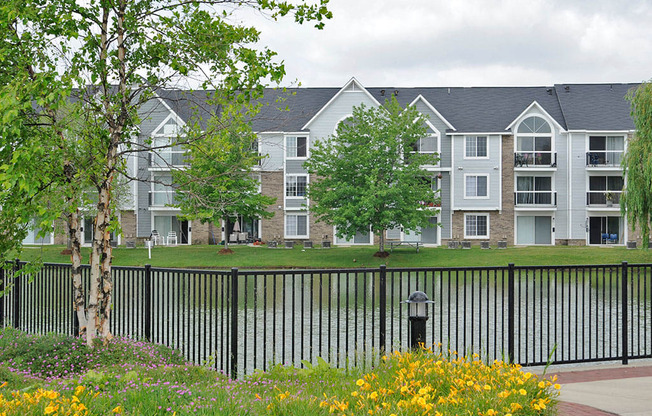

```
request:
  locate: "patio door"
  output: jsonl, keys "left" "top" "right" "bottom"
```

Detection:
{"left": 516, "top": 216, "right": 552, "bottom": 245}
{"left": 154, "top": 215, "right": 190, "bottom": 244}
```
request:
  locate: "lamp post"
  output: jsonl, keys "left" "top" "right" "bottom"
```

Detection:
{"left": 402, "top": 291, "right": 434, "bottom": 350}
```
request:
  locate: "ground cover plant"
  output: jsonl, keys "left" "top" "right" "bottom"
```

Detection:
{"left": 16, "top": 244, "right": 652, "bottom": 269}
{"left": 0, "top": 329, "right": 559, "bottom": 415}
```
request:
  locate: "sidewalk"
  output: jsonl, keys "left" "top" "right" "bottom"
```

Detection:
{"left": 531, "top": 359, "right": 652, "bottom": 416}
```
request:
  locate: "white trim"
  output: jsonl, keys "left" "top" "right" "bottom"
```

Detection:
{"left": 464, "top": 213, "right": 490, "bottom": 239}
{"left": 333, "top": 114, "right": 353, "bottom": 135}
{"left": 150, "top": 112, "right": 186, "bottom": 137}
{"left": 284, "top": 213, "right": 310, "bottom": 239}
{"left": 449, "top": 131, "right": 506, "bottom": 136}
{"left": 505, "top": 101, "right": 565, "bottom": 132}
{"left": 302, "top": 77, "right": 381, "bottom": 130}
{"left": 463, "top": 173, "right": 490, "bottom": 199}
{"left": 407, "top": 95, "right": 456, "bottom": 131}
{"left": 567, "top": 130, "right": 634, "bottom": 134}
{"left": 463, "top": 135, "right": 489, "bottom": 159}
{"left": 285, "top": 174, "right": 309, "bottom": 198}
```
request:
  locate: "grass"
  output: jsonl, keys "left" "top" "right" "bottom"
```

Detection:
{"left": 15, "top": 243, "right": 652, "bottom": 269}
{"left": 0, "top": 328, "right": 559, "bottom": 415}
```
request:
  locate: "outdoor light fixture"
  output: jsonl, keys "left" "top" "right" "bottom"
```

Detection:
{"left": 402, "top": 291, "right": 434, "bottom": 349}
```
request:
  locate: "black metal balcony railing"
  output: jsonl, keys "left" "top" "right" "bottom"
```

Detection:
{"left": 514, "top": 191, "right": 557, "bottom": 206}
{"left": 514, "top": 152, "right": 557, "bottom": 168}
{"left": 149, "top": 152, "right": 188, "bottom": 168}
{"left": 586, "top": 151, "right": 624, "bottom": 167}
{"left": 586, "top": 191, "right": 622, "bottom": 206}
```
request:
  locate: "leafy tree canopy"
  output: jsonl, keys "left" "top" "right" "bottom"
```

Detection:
{"left": 305, "top": 96, "right": 440, "bottom": 255}
{"left": 623, "top": 81, "right": 652, "bottom": 245}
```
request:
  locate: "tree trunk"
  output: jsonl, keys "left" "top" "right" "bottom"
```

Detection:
{"left": 224, "top": 217, "right": 229, "bottom": 251}
{"left": 68, "top": 208, "right": 87, "bottom": 337}
{"left": 379, "top": 229, "right": 385, "bottom": 253}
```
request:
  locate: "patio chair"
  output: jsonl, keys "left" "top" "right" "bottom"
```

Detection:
{"left": 167, "top": 231, "right": 178, "bottom": 246}
{"left": 151, "top": 230, "right": 163, "bottom": 246}
{"left": 229, "top": 233, "right": 238, "bottom": 244}
{"left": 608, "top": 234, "right": 617, "bottom": 244}
{"left": 238, "top": 232, "right": 248, "bottom": 244}
{"left": 601, "top": 233, "right": 609, "bottom": 244}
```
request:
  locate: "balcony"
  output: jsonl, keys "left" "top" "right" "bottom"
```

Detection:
{"left": 586, "top": 151, "right": 624, "bottom": 167}
{"left": 149, "top": 191, "right": 178, "bottom": 207}
{"left": 149, "top": 151, "right": 187, "bottom": 168}
{"left": 514, "top": 191, "right": 557, "bottom": 207}
{"left": 586, "top": 191, "right": 621, "bottom": 207}
{"left": 514, "top": 152, "right": 557, "bottom": 168}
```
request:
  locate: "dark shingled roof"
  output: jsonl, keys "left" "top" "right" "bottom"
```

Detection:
{"left": 554, "top": 83, "right": 638, "bottom": 131}
{"left": 155, "top": 83, "right": 639, "bottom": 134}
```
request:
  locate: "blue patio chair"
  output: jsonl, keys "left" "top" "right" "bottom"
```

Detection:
{"left": 608, "top": 234, "right": 617, "bottom": 244}
{"left": 601, "top": 233, "right": 609, "bottom": 243}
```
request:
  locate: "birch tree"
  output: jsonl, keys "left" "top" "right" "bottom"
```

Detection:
{"left": 0, "top": 0, "right": 331, "bottom": 346}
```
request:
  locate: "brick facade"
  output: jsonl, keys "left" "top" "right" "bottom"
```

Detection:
{"left": 498, "top": 135, "right": 515, "bottom": 244}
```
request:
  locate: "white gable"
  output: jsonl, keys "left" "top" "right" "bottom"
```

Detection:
{"left": 505, "top": 101, "right": 564, "bottom": 132}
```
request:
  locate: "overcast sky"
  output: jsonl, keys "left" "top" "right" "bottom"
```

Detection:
{"left": 240, "top": 0, "right": 652, "bottom": 88}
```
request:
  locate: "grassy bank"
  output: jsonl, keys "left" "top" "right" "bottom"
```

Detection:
{"left": 16, "top": 244, "right": 652, "bottom": 269}
{"left": 0, "top": 328, "right": 559, "bottom": 415}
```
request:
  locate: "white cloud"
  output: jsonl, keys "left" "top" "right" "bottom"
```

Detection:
{"left": 237, "top": 0, "right": 652, "bottom": 87}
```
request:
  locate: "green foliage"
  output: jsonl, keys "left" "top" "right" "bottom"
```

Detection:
{"left": 173, "top": 104, "right": 276, "bottom": 234}
{"left": 305, "top": 96, "right": 441, "bottom": 253}
{"left": 623, "top": 81, "right": 652, "bottom": 246}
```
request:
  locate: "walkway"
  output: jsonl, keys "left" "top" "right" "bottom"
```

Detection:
{"left": 532, "top": 360, "right": 652, "bottom": 416}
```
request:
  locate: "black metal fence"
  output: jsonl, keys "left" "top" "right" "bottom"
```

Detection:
{"left": 1, "top": 261, "right": 650, "bottom": 378}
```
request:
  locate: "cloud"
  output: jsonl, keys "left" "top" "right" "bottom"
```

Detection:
{"left": 239, "top": 0, "right": 652, "bottom": 86}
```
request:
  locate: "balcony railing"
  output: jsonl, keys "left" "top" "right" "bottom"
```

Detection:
{"left": 586, "top": 151, "right": 624, "bottom": 167}
{"left": 514, "top": 152, "right": 557, "bottom": 168}
{"left": 514, "top": 191, "right": 557, "bottom": 206}
{"left": 149, "top": 191, "right": 178, "bottom": 207}
{"left": 149, "top": 151, "right": 187, "bottom": 168}
{"left": 586, "top": 191, "right": 622, "bottom": 206}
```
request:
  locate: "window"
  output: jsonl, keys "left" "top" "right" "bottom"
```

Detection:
{"left": 286, "top": 136, "right": 307, "bottom": 158}
{"left": 414, "top": 135, "right": 438, "bottom": 153}
{"left": 515, "top": 116, "right": 554, "bottom": 166}
{"left": 465, "top": 136, "right": 487, "bottom": 158}
{"left": 587, "top": 136, "right": 624, "bottom": 166}
{"left": 285, "top": 214, "right": 308, "bottom": 238}
{"left": 465, "top": 214, "right": 489, "bottom": 238}
{"left": 150, "top": 136, "right": 186, "bottom": 167}
{"left": 151, "top": 173, "right": 176, "bottom": 206}
{"left": 465, "top": 175, "right": 488, "bottom": 198}
{"left": 516, "top": 176, "right": 552, "bottom": 205}
{"left": 286, "top": 175, "right": 307, "bottom": 197}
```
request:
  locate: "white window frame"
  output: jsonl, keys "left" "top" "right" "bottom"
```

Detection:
{"left": 464, "top": 136, "right": 488, "bottom": 159}
{"left": 285, "top": 174, "right": 308, "bottom": 198}
{"left": 464, "top": 213, "right": 489, "bottom": 239}
{"left": 150, "top": 172, "right": 176, "bottom": 207}
{"left": 285, "top": 135, "right": 308, "bottom": 159}
{"left": 285, "top": 213, "right": 309, "bottom": 238}
{"left": 464, "top": 174, "right": 489, "bottom": 199}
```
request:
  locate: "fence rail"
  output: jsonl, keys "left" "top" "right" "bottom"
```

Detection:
{"left": 1, "top": 261, "right": 650, "bottom": 378}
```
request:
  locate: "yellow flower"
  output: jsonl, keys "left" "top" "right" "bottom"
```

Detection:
{"left": 519, "top": 388, "right": 527, "bottom": 395}
{"left": 74, "top": 386, "right": 86, "bottom": 396}
{"left": 112, "top": 405, "right": 123, "bottom": 414}
{"left": 356, "top": 379, "right": 365, "bottom": 387}
{"left": 44, "top": 404, "right": 59, "bottom": 415}
{"left": 554, "top": 383, "right": 561, "bottom": 390}
{"left": 0, "top": 382, "right": 7, "bottom": 389}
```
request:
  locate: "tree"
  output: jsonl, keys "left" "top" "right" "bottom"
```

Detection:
{"left": 0, "top": 0, "right": 331, "bottom": 346}
{"left": 173, "top": 105, "right": 276, "bottom": 252}
{"left": 305, "top": 96, "right": 440, "bottom": 256}
{"left": 623, "top": 81, "right": 652, "bottom": 246}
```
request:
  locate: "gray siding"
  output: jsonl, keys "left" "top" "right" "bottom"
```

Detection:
{"left": 138, "top": 98, "right": 173, "bottom": 136}
{"left": 440, "top": 173, "right": 451, "bottom": 239}
{"left": 554, "top": 132, "right": 569, "bottom": 239}
{"left": 414, "top": 100, "right": 451, "bottom": 168}
{"left": 285, "top": 199, "right": 306, "bottom": 209}
{"left": 308, "top": 90, "right": 379, "bottom": 144}
{"left": 452, "top": 135, "right": 501, "bottom": 209}
{"left": 137, "top": 148, "right": 151, "bottom": 237}
{"left": 570, "top": 132, "right": 588, "bottom": 240}
{"left": 259, "top": 134, "right": 284, "bottom": 171}
{"left": 286, "top": 160, "right": 307, "bottom": 175}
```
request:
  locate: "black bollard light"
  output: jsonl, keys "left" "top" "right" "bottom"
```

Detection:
{"left": 402, "top": 291, "right": 434, "bottom": 350}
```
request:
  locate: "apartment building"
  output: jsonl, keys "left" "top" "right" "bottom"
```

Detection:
{"left": 23, "top": 79, "right": 639, "bottom": 247}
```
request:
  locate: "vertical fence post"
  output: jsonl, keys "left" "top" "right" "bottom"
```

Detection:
{"left": 508, "top": 263, "right": 515, "bottom": 364}
{"left": 230, "top": 267, "right": 239, "bottom": 379}
{"left": 0, "top": 264, "right": 5, "bottom": 328}
{"left": 621, "top": 261, "right": 628, "bottom": 365}
{"left": 144, "top": 264, "right": 152, "bottom": 342}
{"left": 12, "top": 259, "right": 20, "bottom": 330}
{"left": 379, "top": 265, "right": 387, "bottom": 353}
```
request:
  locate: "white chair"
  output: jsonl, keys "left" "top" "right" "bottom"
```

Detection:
{"left": 151, "top": 230, "right": 163, "bottom": 246}
{"left": 238, "top": 232, "right": 248, "bottom": 244}
{"left": 167, "top": 231, "right": 178, "bottom": 246}
{"left": 229, "top": 233, "right": 238, "bottom": 244}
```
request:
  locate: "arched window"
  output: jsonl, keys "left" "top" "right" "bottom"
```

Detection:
{"left": 515, "top": 116, "right": 554, "bottom": 167}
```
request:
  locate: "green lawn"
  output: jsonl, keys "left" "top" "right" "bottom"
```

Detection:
{"left": 16, "top": 243, "right": 652, "bottom": 269}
